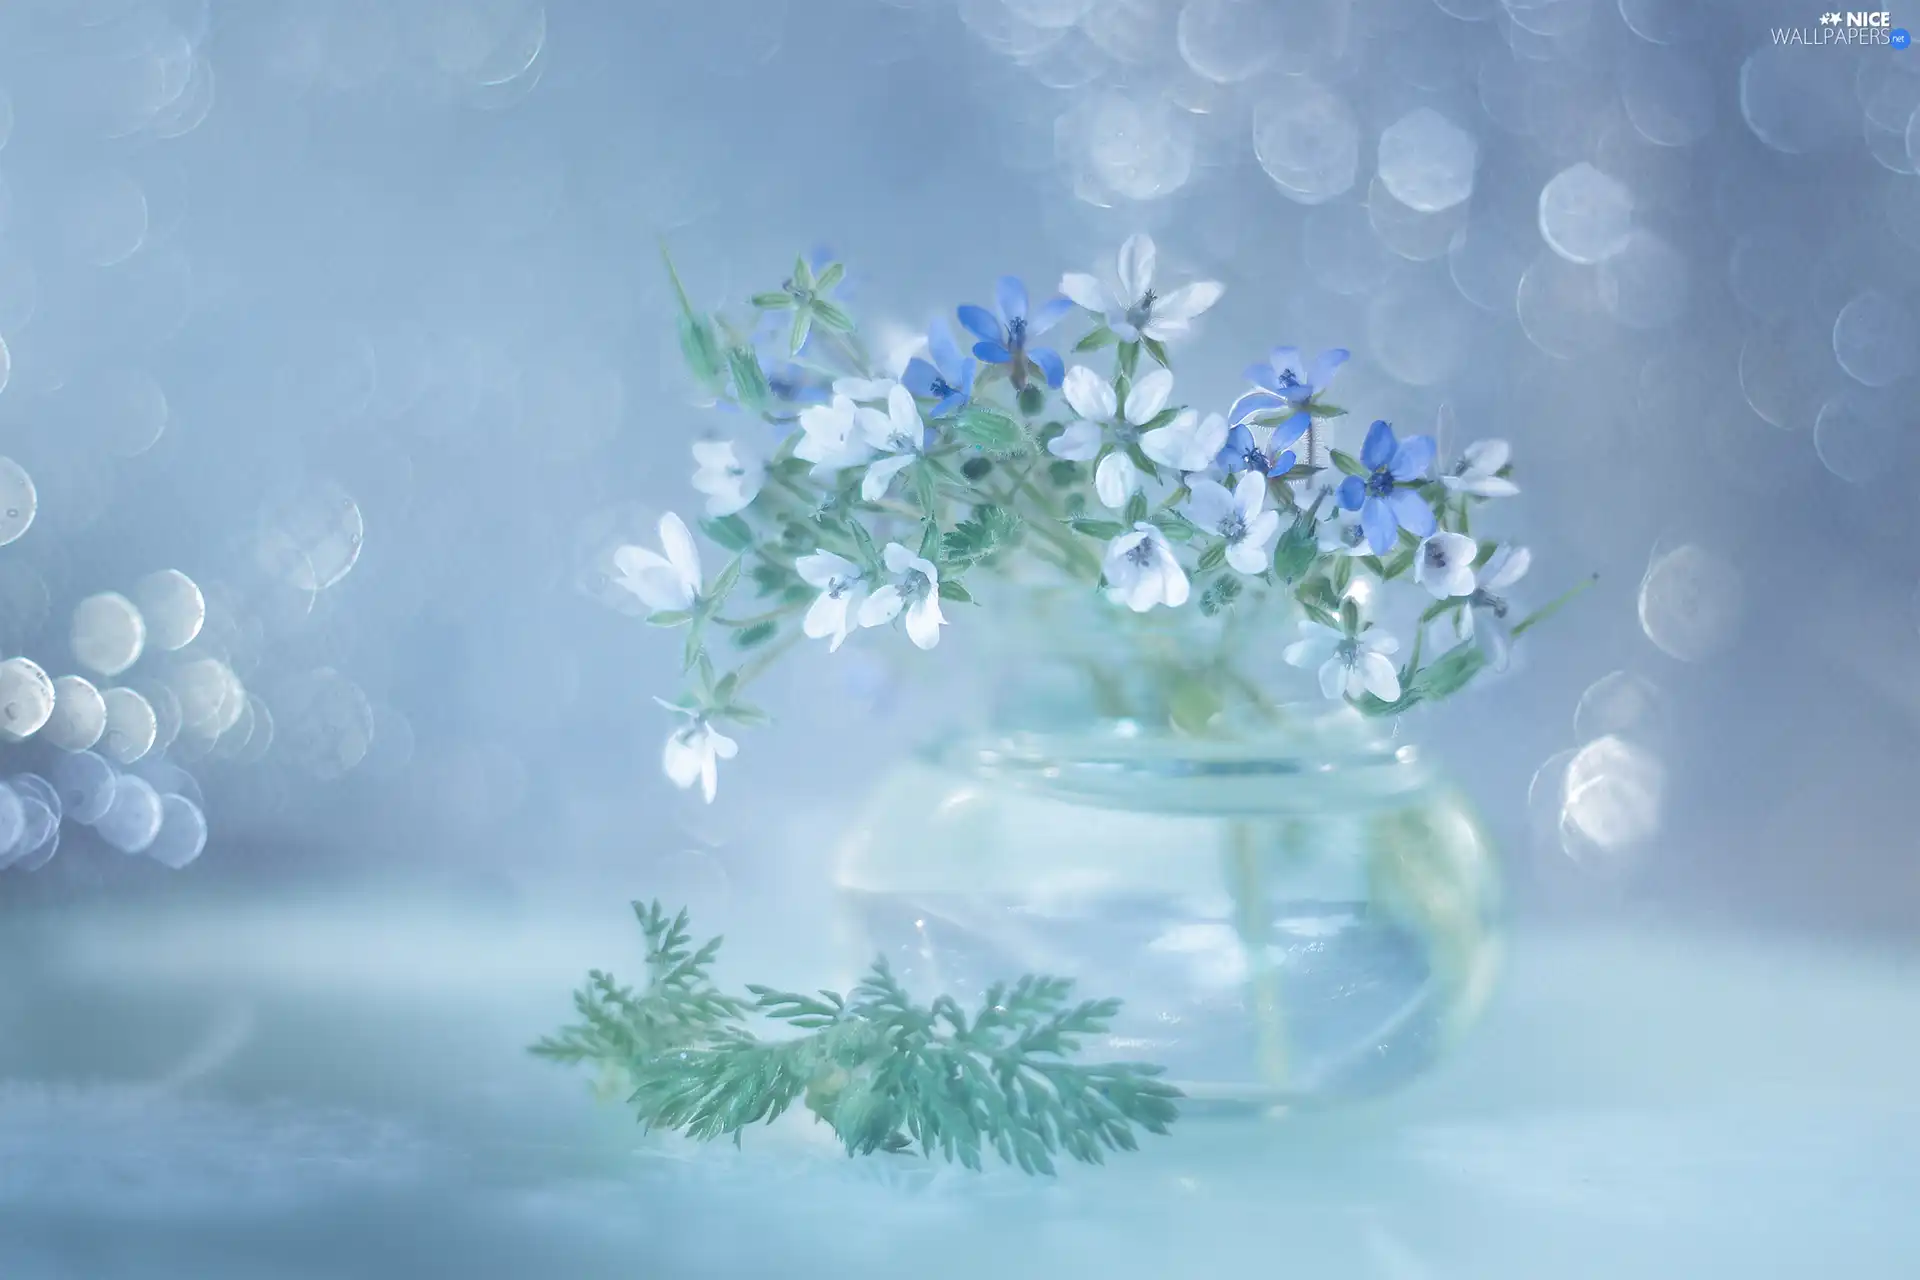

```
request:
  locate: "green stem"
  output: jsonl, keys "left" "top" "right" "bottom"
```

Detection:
{"left": 716, "top": 601, "right": 805, "bottom": 629}
{"left": 1225, "top": 820, "right": 1289, "bottom": 1093}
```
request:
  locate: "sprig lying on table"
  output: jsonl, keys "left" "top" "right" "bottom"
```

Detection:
{"left": 531, "top": 901, "right": 1182, "bottom": 1176}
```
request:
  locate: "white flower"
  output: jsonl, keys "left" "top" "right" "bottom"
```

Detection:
{"left": 795, "top": 550, "right": 867, "bottom": 652}
{"left": 1141, "top": 409, "right": 1229, "bottom": 473}
{"left": 1057, "top": 365, "right": 1173, "bottom": 509}
{"left": 1059, "top": 233, "right": 1225, "bottom": 343}
{"left": 613, "top": 513, "right": 702, "bottom": 613}
{"left": 1182, "top": 473, "right": 1281, "bottom": 575}
{"left": 1283, "top": 620, "right": 1402, "bottom": 702}
{"left": 1447, "top": 544, "right": 1531, "bottom": 671}
{"left": 1102, "top": 522, "right": 1190, "bottom": 613}
{"left": 854, "top": 383, "right": 926, "bottom": 502}
{"left": 832, "top": 376, "right": 898, "bottom": 403}
{"left": 857, "top": 542, "right": 946, "bottom": 650}
{"left": 659, "top": 710, "right": 738, "bottom": 804}
{"left": 1413, "top": 530, "right": 1479, "bottom": 599}
{"left": 1440, "top": 439, "right": 1518, "bottom": 498}
{"left": 690, "top": 440, "right": 762, "bottom": 518}
{"left": 1316, "top": 506, "right": 1373, "bottom": 558}
{"left": 794, "top": 394, "right": 874, "bottom": 475}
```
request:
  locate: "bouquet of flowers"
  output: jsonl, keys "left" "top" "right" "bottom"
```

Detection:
{"left": 619, "top": 236, "right": 1584, "bottom": 802}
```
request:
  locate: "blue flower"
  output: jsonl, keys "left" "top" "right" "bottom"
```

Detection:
{"left": 1337, "top": 420, "right": 1437, "bottom": 556}
{"left": 1227, "top": 346, "right": 1348, "bottom": 454}
{"left": 1216, "top": 423, "right": 1295, "bottom": 479}
{"left": 902, "top": 318, "right": 976, "bottom": 418}
{"left": 957, "top": 276, "right": 1073, "bottom": 391}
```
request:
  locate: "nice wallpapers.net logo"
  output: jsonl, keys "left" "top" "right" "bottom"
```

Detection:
{"left": 1775, "top": 10, "right": 1912, "bottom": 46}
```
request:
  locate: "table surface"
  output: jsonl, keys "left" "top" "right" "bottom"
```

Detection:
{"left": 2, "top": 887, "right": 1915, "bottom": 1279}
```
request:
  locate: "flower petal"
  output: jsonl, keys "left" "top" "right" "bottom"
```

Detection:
{"left": 1269, "top": 409, "right": 1311, "bottom": 453}
{"left": 1228, "top": 387, "right": 1288, "bottom": 427}
{"left": 1485, "top": 544, "right": 1532, "bottom": 590}
{"left": 902, "top": 357, "right": 939, "bottom": 399}
{"left": 1308, "top": 348, "right": 1349, "bottom": 390}
{"left": 905, "top": 597, "right": 946, "bottom": 650}
{"left": 1124, "top": 367, "right": 1174, "bottom": 424}
{"left": 1029, "top": 296, "right": 1075, "bottom": 337}
{"left": 1064, "top": 365, "right": 1119, "bottom": 422}
{"left": 1029, "top": 347, "right": 1066, "bottom": 388}
{"left": 1358, "top": 651, "right": 1402, "bottom": 702}
{"left": 995, "top": 275, "right": 1028, "bottom": 325}
{"left": 1160, "top": 557, "right": 1190, "bottom": 608}
{"left": 882, "top": 542, "right": 915, "bottom": 574}
{"left": 795, "top": 550, "right": 856, "bottom": 587}
{"left": 1095, "top": 451, "right": 1139, "bottom": 509}
{"left": 1361, "top": 496, "right": 1398, "bottom": 556}
{"left": 658, "top": 513, "right": 701, "bottom": 591}
{"left": 1318, "top": 656, "right": 1348, "bottom": 700}
{"left": 1386, "top": 487, "right": 1437, "bottom": 539}
{"left": 1181, "top": 478, "right": 1235, "bottom": 527}
{"left": 928, "top": 321, "right": 966, "bottom": 381}
{"left": 957, "top": 305, "right": 1003, "bottom": 345}
{"left": 1230, "top": 470, "right": 1267, "bottom": 518}
{"left": 1390, "top": 433, "right": 1437, "bottom": 481}
{"left": 1059, "top": 272, "right": 1108, "bottom": 312}
{"left": 858, "top": 586, "right": 904, "bottom": 628}
{"left": 862, "top": 453, "right": 915, "bottom": 502}
{"left": 1361, "top": 420, "right": 1397, "bottom": 472}
{"left": 1118, "top": 233, "right": 1155, "bottom": 300}
{"left": 1463, "top": 438, "right": 1510, "bottom": 474}
{"left": 1149, "top": 280, "right": 1223, "bottom": 327}
{"left": 804, "top": 590, "right": 850, "bottom": 643}
{"left": 1338, "top": 475, "right": 1367, "bottom": 511}
{"left": 1049, "top": 420, "right": 1103, "bottom": 461}
{"left": 1268, "top": 346, "right": 1305, "bottom": 383}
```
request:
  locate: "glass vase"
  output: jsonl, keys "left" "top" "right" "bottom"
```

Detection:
{"left": 829, "top": 588, "right": 1502, "bottom": 1113}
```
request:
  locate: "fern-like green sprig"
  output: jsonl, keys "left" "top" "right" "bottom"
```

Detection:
{"left": 532, "top": 901, "right": 1182, "bottom": 1176}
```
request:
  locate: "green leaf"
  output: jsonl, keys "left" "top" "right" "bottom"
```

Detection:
{"left": 700, "top": 514, "right": 755, "bottom": 552}
{"left": 1339, "top": 596, "right": 1360, "bottom": 634}
{"left": 812, "top": 300, "right": 856, "bottom": 333}
{"left": 1379, "top": 540, "right": 1416, "bottom": 581}
{"left": 938, "top": 579, "right": 974, "bottom": 603}
{"left": 646, "top": 609, "right": 694, "bottom": 628}
{"left": 1074, "top": 326, "right": 1120, "bottom": 352}
{"left": 918, "top": 518, "right": 940, "bottom": 562}
{"left": 1196, "top": 541, "right": 1227, "bottom": 573}
{"left": 1117, "top": 342, "right": 1140, "bottom": 378}
{"left": 1048, "top": 459, "right": 1081, "bottom": 487}
{"left": 538, "top": 903, "right": 1181, "bottom": 1176}
{"left": 751, "top": 291, "right": 793, "bottom": 310}
{"left": 1419, "top": 596, "right": 1463, "bottom": 623}
{"left": 813, "top": 262, "right": 845, "bottom": 292}
{"left": 1511, "top": 573, "right": 1598, "bottom": 639}
{"left": 845, "top": 519, "right": 882, "bottom": 574}
{"left": 1141, "top": 336, "right": 1170, "bottom": 369}
{"left": 953, "top": 406, "right": 1028, "bottom": 454}
{"left": 1330, "top": 450, "right": 1366, "bottom": 476}
{"left": 727, "top": 346, "right": 772, "bottom": 414}
{"left": 1123, "top": 491, "right": 1149, "bottom": 525}
{"left": 1417, "top": 643, "right": 1486, "bottom": 698}
{"left": 1272, "top": 520, "right": 1318, "bottom": 584}
{"left": 706, "top": 555, "right": 744, "bottom": 608}
{"left": 712, "top": 672, "right": 740, "bottom": 705}
{"left": 788, "top": 308, "right": 813, "bottom": 358}
{"left": 1070, "top": 518, "right": 1126, "bottom": 540}
{"left": 733, "top": 621, "right": 777, "bottom": 649}
{"left": 721, "top": 701, "right": 772, "bottom": 726}
{"left": 1308, "top": 400, "right": 1346, "bottom": 418}
{"left": 913, "top": 463, "right": 939, "bottom": 517}
{"left": 792, "top": 254, "right": 815, "bottom": 291}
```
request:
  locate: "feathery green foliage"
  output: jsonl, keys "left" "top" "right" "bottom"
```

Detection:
{"left": 531, "top": 901, "right": 1182, "bottom": 1175}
